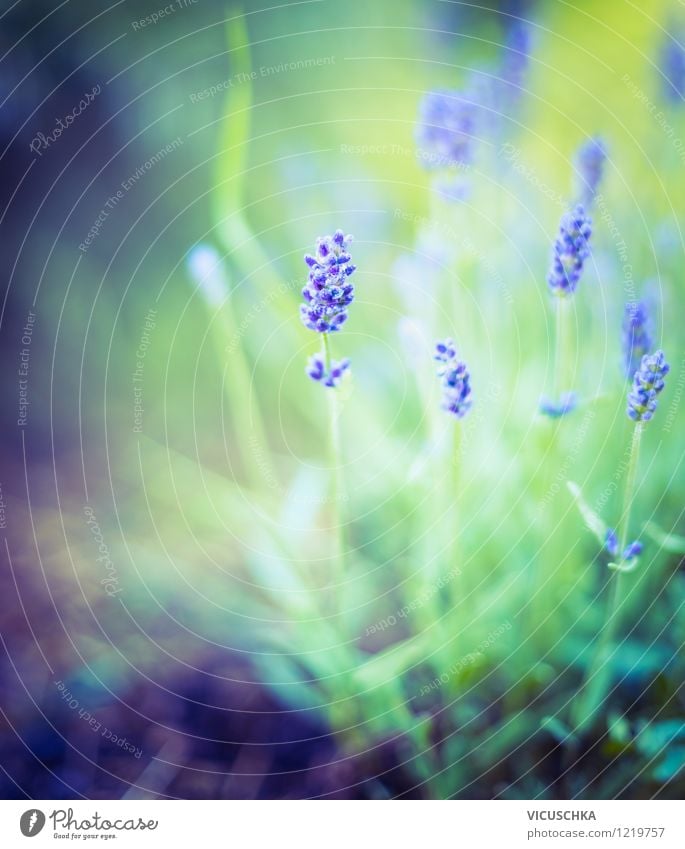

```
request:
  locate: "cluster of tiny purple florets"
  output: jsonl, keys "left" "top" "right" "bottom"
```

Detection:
{"left": 434, "top": 339, "right": 472, "bottom": 419}
{"left": 547, "top": 205, "right": 592, "bottom": 297}
{"left": 627, "top": 350, "right": 670, "bottom": 422}
{"left": 306, "top": 353, "right": 350, "bottom": 388}
{"left": 300, "top": 230, "right": 356, "bottom": 334}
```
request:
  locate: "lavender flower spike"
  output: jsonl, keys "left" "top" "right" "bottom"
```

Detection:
{"left": 434, "top": 339, "right": 472, "bottom": 418}
{"left": 415, "top": 89, "right": 476, "bottom": 170}
{"left": 497, "top": 22, "right": 532, "bottom": 110}
{"left": 627, "top": 350, "right": 669, "bottom": 422}
{"left": 660, "top": 31, "right": 685, "bottom": 103}
{"left": 622, "top": 301, "right": 652, "bottom": 379}
{"left": 300, "top": 230, "right": 356, "bottom": 333}
{"left": 575, "top": 136, "right": 607, "bottom": 206}
{"left": 547, "top": 205, "right": 592, "bottom": 297}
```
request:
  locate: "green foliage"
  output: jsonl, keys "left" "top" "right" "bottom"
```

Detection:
{"left": 181, "top": 2, "right": 685, "bottom": 798}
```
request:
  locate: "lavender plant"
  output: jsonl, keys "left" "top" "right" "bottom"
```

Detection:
{"left": 540, "top": 206, "right": 592, "bottom": 416}
{"left": 430, "top": 340, "right": 472, "bottom": 630}
{"left": 301, "top": 229, "right": 356, "bottom": 604}
{"left": 572, "top": 350, "right": 670, "bottom": 733}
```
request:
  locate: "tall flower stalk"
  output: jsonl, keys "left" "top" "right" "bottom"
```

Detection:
{"left": 301, "top": 230, "right": 356, "bottom": 611}
{"left": 534, "top": 208, "right": 592, "bottom": 631}
{"left": 572, "top": 351, "right": 669, "bottom": 733}
{"left": 540, "top": 205, "right": 592, "bottom": 417}
{"left": 432, "top": 339, "right": 472, "bottom": 628}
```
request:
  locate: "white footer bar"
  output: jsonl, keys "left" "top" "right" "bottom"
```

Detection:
{"left": 1, "top": 800, "right": 683, "bottom": 848}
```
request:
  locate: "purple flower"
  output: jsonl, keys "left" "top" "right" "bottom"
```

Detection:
{"left": 627, "top": 350, "right": 669, "bottom": 422}
{"left": 547, "top": 205, "right": 592, "bottom": 297}
{"left": 606, "top": 532, "right": 642, "bottom": 562}
{"left": 575, "top": 136, "right": 607, "bottom": 206}
{"left": 496, "top": 22, "right": 531, "bottom": 110}
{"left": 605, "top": 528, "right": 619, "bottom": 558}
{"left": 306, "top": 353, "right": 350, "bottom": 388}
{"left": 415, "top": 89, "right": 477, "bottom": 170}
{"left": 434, "top": 338, "right": 457, "bottom": 364}
{"left": 434, "top": 338, "right": 472, "bottom": 418}
{"left": 622, "top": 540, "right": 643, "bottom": 560}
{"left": 661, "top": 32, "right": 685, "bottom": 102}
{"left": 539, "top": 391, "right": 577, "bottom": 419}
{"left": 300, "top": 230, "right": 356, "bottom": 334}
{"left": 622, "top": 301, "right": 652, "bottom": 379}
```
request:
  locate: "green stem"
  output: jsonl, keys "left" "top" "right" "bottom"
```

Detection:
{"left": 322, "top": 333, "right": 345, "bottom": 616}
{"left": 449, "top": 423, "right": 463, "bottom": 618}
{"left": 571, "top": 422, "right": 643, "bottom": 734}
{"left": 553, "top": 295, "right": 570, "bottom": 400}
{"left": 530, "top": 297, "right": 570, "bottom": 632}
{"left": 618, "top": 423, "right": 643, "bottom": 555}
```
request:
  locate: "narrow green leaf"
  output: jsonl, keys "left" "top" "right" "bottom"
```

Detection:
{"left": 567, "top": 481, "right": 608, "bottom": 546}
{"left": 608, "top": 558, "right": 641, "bottom": 574}
{"left": 355, "top": 632, "right": 433, "bottom": 689}
{"left": 541, "top": 714, "right": 578, "bottom": 745}
{"left": 645, "top": 520, "right": 685, "bottom": 554}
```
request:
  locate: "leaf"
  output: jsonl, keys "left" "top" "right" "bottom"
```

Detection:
{"left": 250, "top": 653, "right": 328, "bottom": 712}
{"left": 608, "top": 558, "right": 641, "bottom": 574}
{"left": 607, "top": 712, "right": 631, "bottom": 745}
{"left": 212, "top": 11, "right": 296, "bottom": 341}
{"left": 635, "top": 719, "right": 685, "bottom": 757}
{"left": 634, "top": 720, "right": 685, "bottom": 783}
{"left": 541, "top": 714, "right": 578, "bottom": 745}
{"left": 355, "top": 632, "right": 433, "bottom": 689}
{"left": 645, "top": 521, "right": 685, "bottom": 554}
{"left": 652, "top": 746, "right": 685, "bottom": 782}
{"left": 567, "top": 481, "right": 608, "bottom": 546}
